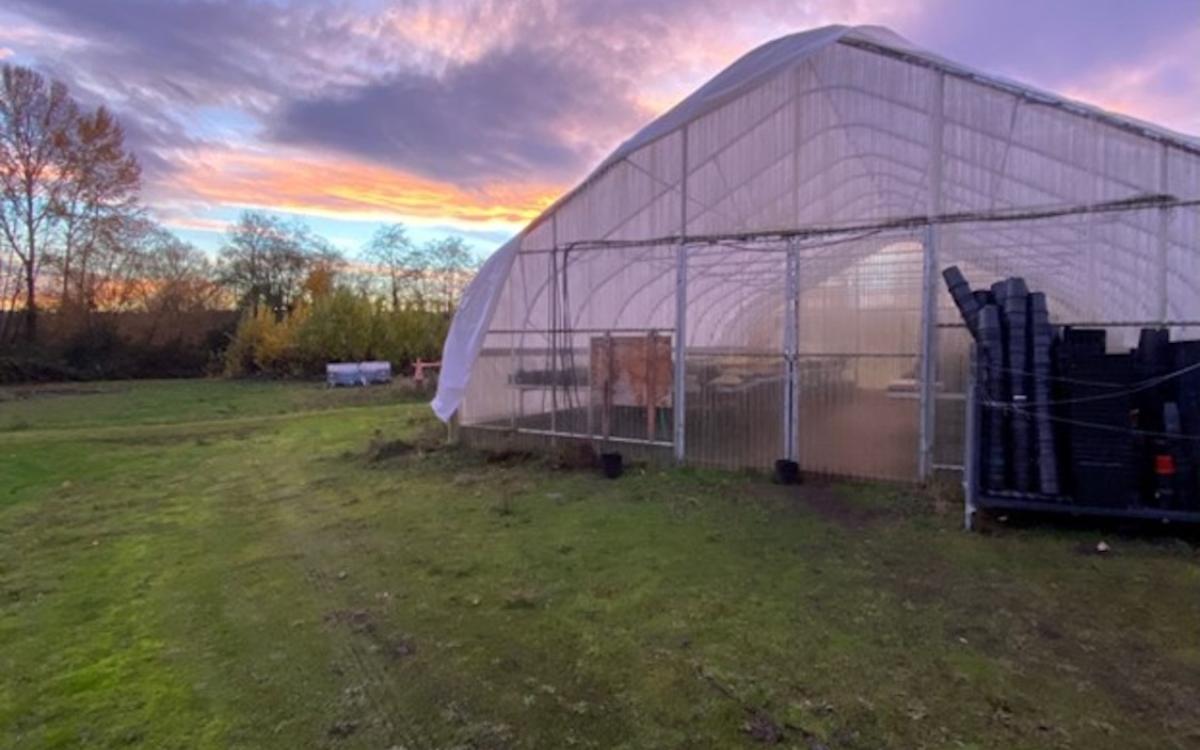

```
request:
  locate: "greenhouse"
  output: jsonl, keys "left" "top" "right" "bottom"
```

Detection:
{"left": 432, "top": 24, "right": 1200, "bottom": 482}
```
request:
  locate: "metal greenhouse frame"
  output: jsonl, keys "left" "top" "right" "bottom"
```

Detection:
{"left": 433, "top": 25, "right": 1200, "bottom": 483}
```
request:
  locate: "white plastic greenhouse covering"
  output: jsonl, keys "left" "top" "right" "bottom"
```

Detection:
{"left": 433, "top": 24, "right": 1200, "bottom": 481}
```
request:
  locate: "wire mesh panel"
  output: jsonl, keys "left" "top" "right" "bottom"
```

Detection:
{"left": 555, "top": 245, "right": 677, "bottom": 445}
{"left": 795, "top": 235, "right": 924, "bottom": 480}
{"left": 933, "top": 324, "right": 972, "bottom": 469}
{"left": 685, "top": 352, "right": 786, "bottom": 468}
{"left": 462, "top": 243, "right": 679, "bottom": 448}
{"left": 683, "top": 244, "right": 787, "bottom": 469}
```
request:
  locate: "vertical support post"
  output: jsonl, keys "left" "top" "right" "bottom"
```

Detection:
{"left": 603, "top": 332, "right": 613, "bottom": 441}
{"left": 1157, "top": 143, "right": 1171, "bottom": 324}
{"left": 919, "top": 225, "right": 939, "bottom": 480}
{"left": 549, "top": 220, "right": 559, "bottom": 445}
{"left": 918, "top": 71, "right": 945, "bottom": 481}
{"left": 673, "top": 245, "right": 688, "bottom": 463}
{"left": 585, "top": 322, "right": 593, "bottom": 440}
{"left": 963, "top": 344, "right": 978, "bottom": 531}
{"left": 644, "top": 331, "right": 656, "bottom": 441}
{"left": 673, "top": 125, "right": 689, "bottom": 463}
{"left": 783, "top": 240, "right": 800, "bottom": 462}
{"left": 509, "top": 265, "right": 518, "bottom": 432}
{"left": 1084, "top": 207, "right": 1098, "bottom": 317}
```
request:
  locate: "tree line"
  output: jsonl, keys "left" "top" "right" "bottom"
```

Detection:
{"left": 218, "top": 217, "right": 476, "bottom": 378}
{"left": 0, "top": 63, "right": 477, "bottom": 381}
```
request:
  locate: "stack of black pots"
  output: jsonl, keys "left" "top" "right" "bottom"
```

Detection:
{"left": 943, "top": 267, "right": 1060, "bottom": 497}
{"left": 1058, "top": 327, "right": 1137, "bottom": 507}
{"left": 943, "top": 266, "right": 1200, "bottom": 512}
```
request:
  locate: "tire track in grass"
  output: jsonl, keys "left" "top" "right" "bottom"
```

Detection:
{"left": 221, "top": 445, "right": 428, "bottom": 749}
{"left": 209, "top": 401, "right": 447, "bottom": 748}
{"left": 302, "top": 563, "right": 439, "bottom": 750}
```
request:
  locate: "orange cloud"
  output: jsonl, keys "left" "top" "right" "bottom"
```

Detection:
{"left": 154, "top": 147, "right": 562, "bottom": 232}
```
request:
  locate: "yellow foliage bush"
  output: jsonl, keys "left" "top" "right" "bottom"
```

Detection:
{"left": 224, "top": 290, "right": 447, "bottom": 377}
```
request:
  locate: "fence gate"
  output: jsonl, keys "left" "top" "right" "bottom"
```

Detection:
{"left": 791, "top": 233, "right": 926, "bottom": 481}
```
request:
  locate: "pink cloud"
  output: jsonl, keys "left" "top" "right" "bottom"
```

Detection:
{"left": 1059, "top": 27, "right": 1200, "bottom": 138}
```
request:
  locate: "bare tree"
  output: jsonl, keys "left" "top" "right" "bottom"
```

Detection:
{"left": 54, "top": 105, "right": 141, "bottom": 314}
{"left": 218, "top": 211, "right": 342, "bottom": 317}
{"left": 356, "top": 232, "right": 478, "bottom": 312}
{"left": 362, "top": 223, "right": 420, "bottom": 311}
{"left": 129, "top": 227, "right": 222, "bottom": 343}
{"left": 81, "top": 213, "right": 152, "bottom": 313}
{"left": 0, "top": 64, "right": 77, "bottom": 343}
{"left": 425, "top": 236, "right": 476, "bottom": 313}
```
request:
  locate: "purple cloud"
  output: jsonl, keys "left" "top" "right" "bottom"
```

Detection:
{"left": 910, "top": 0, "right": 1198, "bottom": 87}
{"left": 0, "top": 0, "right": 1195, "bottom": 236}
{"left": 274, "top": 44, "right": 647, "bottom": 183}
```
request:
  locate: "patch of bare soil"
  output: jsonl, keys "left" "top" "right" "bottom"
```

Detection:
{"left": 384, "top": 635, "right": 417, "bottom": 661}
{"left": 366, "top": 426, "right": 443, "bottom": 462}
{"left": 324, "top": 608, "right": 377, "bottom": 634}
{"left": 366, "top": 438, "right": 417, "bottom": 462}
{"left": 502, "top": 588, "right": 541, "bottom": 610}
{"left": 324, "top": 608, "right": 418, "bottom": 665}
{"left": 796, "top": 484, "right": 888, "bottom": 529}
{"left": 742, "top": 710, "right": 785, "bottom": 743}
{"left": 549, "top": 441, "right": 596, "bottom": 470}
{"left": 364, "top": 422, "right": 446, "bottom": 463}
{"left": 746, "top": 478, "right": 886, "bottom": 530}
{"left": 327, "top": 720, "right": 358, "bottom": 739}
{"left": 484, "top": 448, "right": 536, "bottom": 466}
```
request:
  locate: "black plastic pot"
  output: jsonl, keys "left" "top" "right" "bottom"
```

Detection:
{"left": 600, "top": 452, "right": 624, "bottom": 479}
{"left": 774, "top": 459, "right": 801, "bottom": 485}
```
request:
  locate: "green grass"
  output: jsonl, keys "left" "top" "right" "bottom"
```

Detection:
{"left": 1, "top": 380, "right": 1198, "bottom": 749}
{"left": 0, "top": 379, "right": 423, "bottom": 433}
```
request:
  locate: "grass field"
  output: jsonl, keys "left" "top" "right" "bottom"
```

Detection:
{"left": 2, "top": 380, "right": 1199, "bottom": 749}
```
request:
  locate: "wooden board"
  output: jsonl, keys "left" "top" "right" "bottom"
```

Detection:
{"left": 590, "top": 334, "right": 672, "bottom": 440}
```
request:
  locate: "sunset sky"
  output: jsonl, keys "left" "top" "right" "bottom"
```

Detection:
{"left": 3, "top": 0, "right": 1197, "bottom": 258}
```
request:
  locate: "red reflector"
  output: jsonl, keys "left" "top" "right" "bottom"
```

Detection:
{"left": 1155, "top": 454, "right": 1176, "bottom": 475}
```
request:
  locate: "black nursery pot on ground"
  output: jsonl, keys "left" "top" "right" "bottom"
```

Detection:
{"left": 774, "top": 459, "right": 801, "bottom": 485}
{"left": 600, "top": 451, "right": 624, "bottom": 479}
